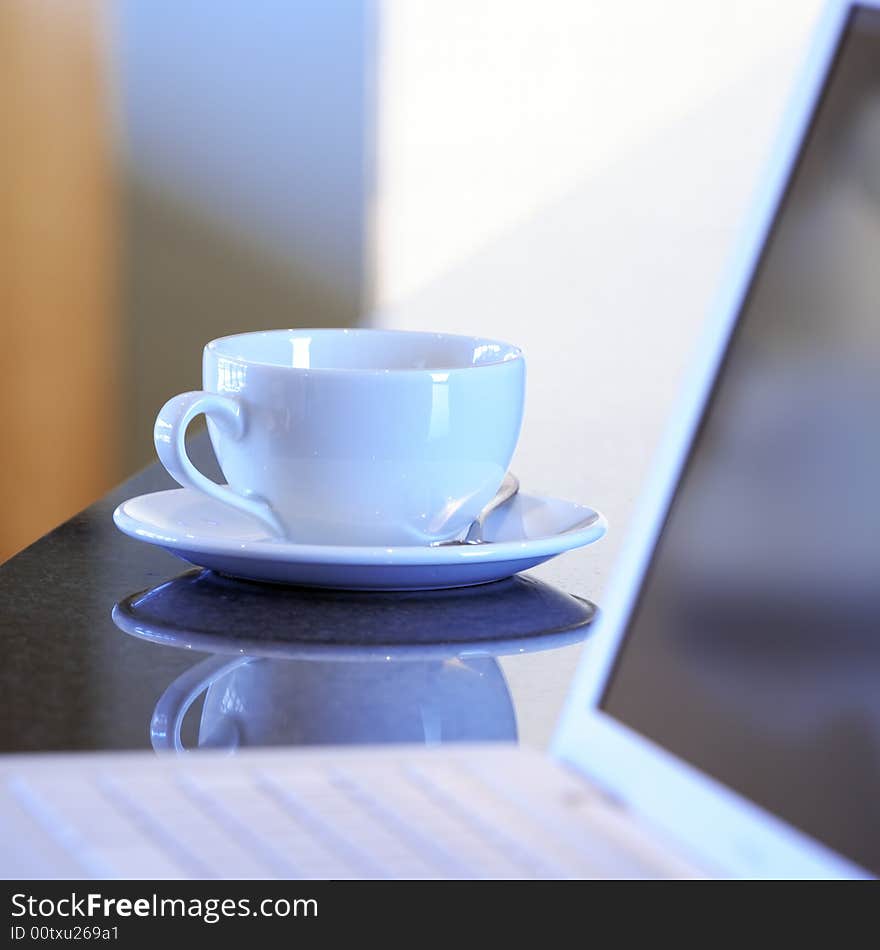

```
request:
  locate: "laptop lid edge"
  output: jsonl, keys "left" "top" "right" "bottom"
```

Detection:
{"left": 552, "top": 0, "right": 872, "bottom": 878}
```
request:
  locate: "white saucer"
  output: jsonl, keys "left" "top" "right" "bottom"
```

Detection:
{"left": 113, "top": 488, "right": 606, "bottom": 590}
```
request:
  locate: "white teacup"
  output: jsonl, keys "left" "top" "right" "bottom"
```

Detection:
{"left": 154, "top": 328, "right": 525, "bottom": 545}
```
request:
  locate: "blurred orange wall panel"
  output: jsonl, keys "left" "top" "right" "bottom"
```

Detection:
{"left": 0, "top": 0, "right": 119, "bottom": 561}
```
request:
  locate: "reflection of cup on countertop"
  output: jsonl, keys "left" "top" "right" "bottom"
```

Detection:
{"left": 154, "top": 328, "right": 525, "bottom": 545}
{"left": 112, "top": 567, "right": 597, "bottom": 755}
{"left": 151, "top": 654, "right": 517, "bottom": 752}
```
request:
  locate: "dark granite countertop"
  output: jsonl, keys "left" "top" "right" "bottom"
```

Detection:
{"left": 0, "top": 435, "right": 598, "bottom": 756}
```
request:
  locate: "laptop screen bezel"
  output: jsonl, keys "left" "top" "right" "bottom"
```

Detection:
{"left": 552, "top": 0, "right": 874, "bottom": 879}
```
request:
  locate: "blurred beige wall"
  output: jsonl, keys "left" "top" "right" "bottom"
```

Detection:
{"left": 0, "top": 0, "right": 119, "bottom": 562}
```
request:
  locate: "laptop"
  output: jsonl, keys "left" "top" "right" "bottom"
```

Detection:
{"left": 2, "top": 0, "right": 878, "bottom": 879}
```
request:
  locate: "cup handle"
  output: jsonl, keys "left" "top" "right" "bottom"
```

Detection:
{"left": 150, "top": 655, "right": 253, "bottom": 753}
{"left": 154, "top": 391, "right": 285, "bottom": 538}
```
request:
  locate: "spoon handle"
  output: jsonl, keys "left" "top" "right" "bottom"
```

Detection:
{"left": 462, "top": 471, "right": 520, "bottom": 544}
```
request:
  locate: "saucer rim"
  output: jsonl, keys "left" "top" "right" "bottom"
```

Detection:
{"left": 113, "top": 488, "right": 607, "bottom": 566}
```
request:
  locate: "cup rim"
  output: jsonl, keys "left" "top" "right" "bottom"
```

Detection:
{"left": 204, "top": 327, "right": 523, "bottom": 374}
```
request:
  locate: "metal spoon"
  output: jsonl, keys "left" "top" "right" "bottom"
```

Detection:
{"left": 433, "top": 472, "right": 520, "bottom": 546}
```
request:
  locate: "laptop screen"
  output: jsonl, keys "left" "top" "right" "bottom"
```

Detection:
{"left": 601, "top": 5, "right": 880, "bottom": 875}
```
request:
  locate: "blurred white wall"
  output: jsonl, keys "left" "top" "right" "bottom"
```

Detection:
{"left": 370, "top": 0, "right": 828, "bottom": 741}
{"left": 374, "top": 0, "right": 824, "bottom": 306}
{"left": 372, "top": 0, "right": 826, "bottom": 544}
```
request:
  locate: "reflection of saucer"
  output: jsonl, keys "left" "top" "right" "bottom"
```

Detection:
{"left": 113, "top": 487, "right": 606, "bottom": 590}
{"left": 112, "top": 569, "right": 596, "bottom": 754}
{"left": 112, "top": 569, "right": 597, "bottom": 661}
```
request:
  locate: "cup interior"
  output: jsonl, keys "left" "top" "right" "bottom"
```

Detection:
{"left": 207, "top": 329, "right": 521, "bottom": 372}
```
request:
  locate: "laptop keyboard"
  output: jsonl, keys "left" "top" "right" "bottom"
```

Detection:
{"left": 1, "top": 750, "right": 682, "bottom": 879}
